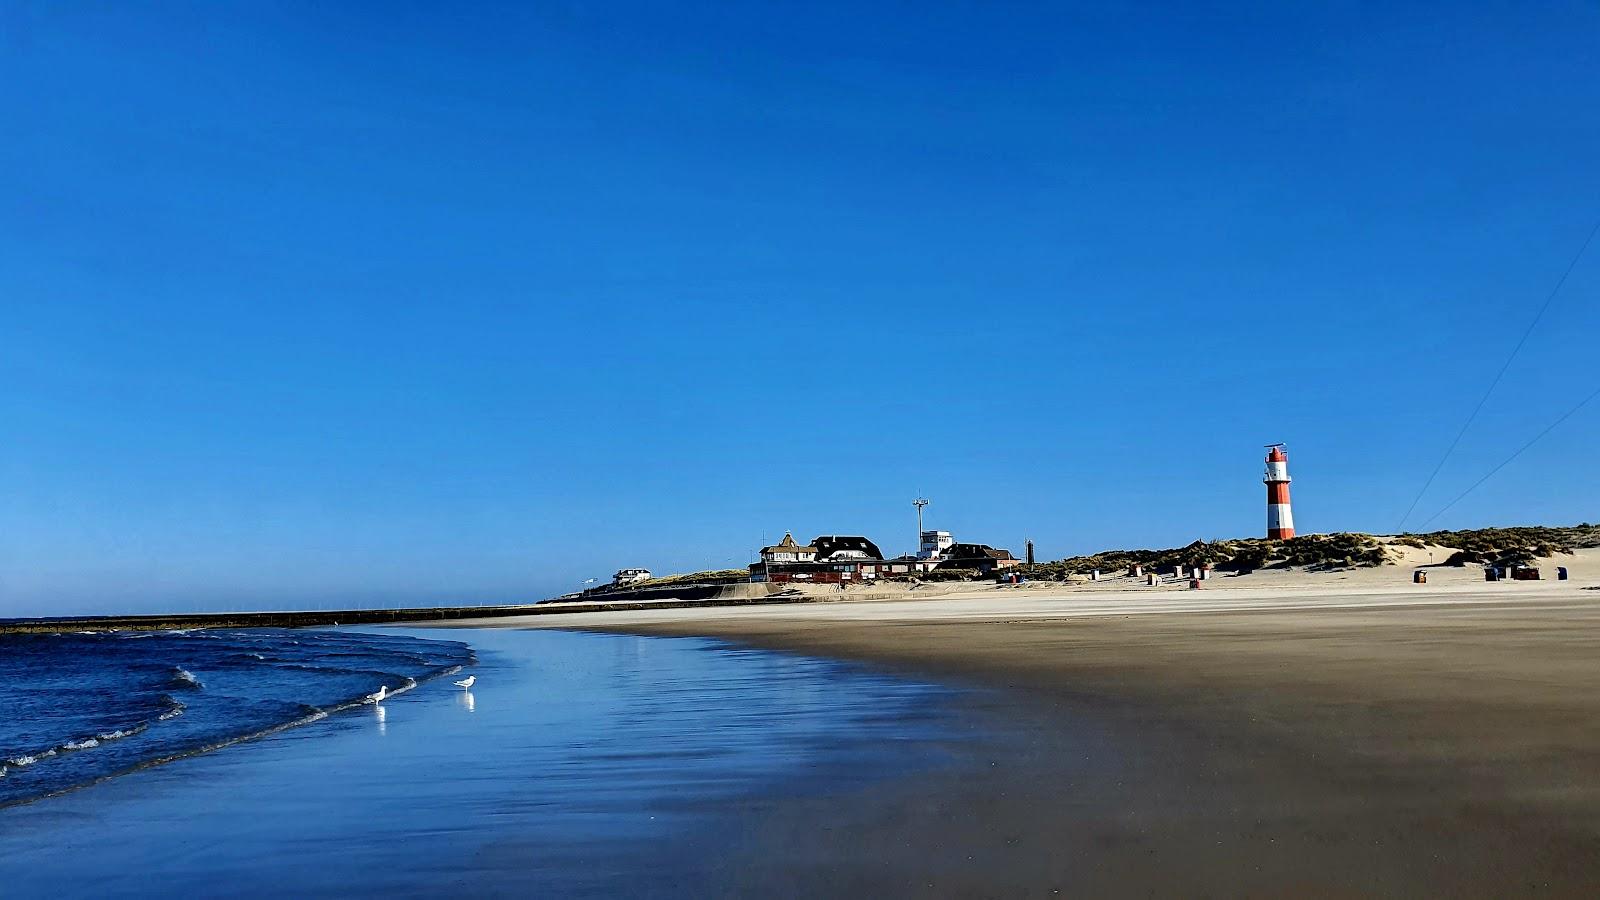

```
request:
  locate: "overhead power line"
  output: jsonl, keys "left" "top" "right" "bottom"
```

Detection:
{"left": 1397, "top": 216, "right": 1600, "bottom": 531}
{"left": 1417, "top": 381, "right": 1600, "bottom": 530}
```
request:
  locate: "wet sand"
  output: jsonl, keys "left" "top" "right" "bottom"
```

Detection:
{"left": 459, "top": 581, "right": 1600, "bottom": 895}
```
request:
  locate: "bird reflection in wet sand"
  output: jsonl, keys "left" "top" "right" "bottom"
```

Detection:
{"left": 459, "top": 691, "right": 475, "bottom": 713}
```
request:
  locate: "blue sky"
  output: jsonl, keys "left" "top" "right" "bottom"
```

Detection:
{"left": 4, "top": 2, "right": 1600, "bottom": 614}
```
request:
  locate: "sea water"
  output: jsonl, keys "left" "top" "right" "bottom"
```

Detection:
{"left": 0, "top": 628, "right": 472, "bottom": 809}
{"left": 0, "top": 627, "right": 961, "bottom": 896}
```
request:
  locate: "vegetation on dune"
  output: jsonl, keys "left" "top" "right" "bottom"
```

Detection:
{"left": 626, "top": 569, "right": 749, "bottom": 588}
{"left": 1024, "top": 533, "right": 1389, "bottom": 581}
{"left": 1023, "top": 524, "right": 1599, "bottom": 580}
{"left": 577, "top": 569, "right": 750, "bottom": 597}
{"left": 920, "top": 568, "right": 980, "bottom": 582}
{"left": 1404, "top": 524, "right": 1600, "bottom": 568}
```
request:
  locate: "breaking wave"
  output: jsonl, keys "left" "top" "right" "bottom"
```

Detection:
{"left": 5, "top": 750, "right": 57, "bottom": 768}
{"left": 158, "top": 696, "right": 187, "bottom": 721}
{"left": 0, "top": 628, "right": 474, "bottom": 810}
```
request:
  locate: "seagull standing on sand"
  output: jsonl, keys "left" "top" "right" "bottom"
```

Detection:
{"left": 366, "top": 685, "right": 388, "bottom": 704}
{"left": 454, "top": 675, "right": 476, "bottom": 689}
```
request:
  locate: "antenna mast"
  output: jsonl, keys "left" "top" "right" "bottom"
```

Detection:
{"left": 913, "top": 496, "right": 930, "bottom": 553}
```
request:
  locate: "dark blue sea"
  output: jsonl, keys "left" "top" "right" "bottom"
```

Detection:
{"left": 0, "top": 628, "right": 473, "bottom": 809}
{"left": 0, "top": 627, "right": 965, "bottom": 897}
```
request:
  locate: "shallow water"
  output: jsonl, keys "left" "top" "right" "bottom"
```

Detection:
{"left": 0, "top": 627, "right": 963, "bottom": 897}
{"left": 0, "top": 628, "right": 471, "bottom": 808}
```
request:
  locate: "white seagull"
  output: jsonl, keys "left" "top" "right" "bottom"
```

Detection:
{"left": 366, "top": 685, "right": 388, "bottom": 704}
{"left": 454, "top": 675, "right": 476, "bottom": 689}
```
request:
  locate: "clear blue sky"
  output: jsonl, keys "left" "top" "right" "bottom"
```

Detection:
{"left": 4, "top": 2, "right": 1599, "bottom": 615}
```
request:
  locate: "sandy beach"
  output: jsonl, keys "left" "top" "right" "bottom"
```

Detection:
{"left": 443, "top": 554, "right": 1600, "bottom": 895}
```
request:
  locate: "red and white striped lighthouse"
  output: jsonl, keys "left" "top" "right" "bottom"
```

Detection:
{"left": 1264, "top": 444, "right": 1295, "bottom": 540}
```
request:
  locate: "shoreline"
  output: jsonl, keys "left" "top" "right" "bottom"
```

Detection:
{"left": 0, "top": 626, "right": 968, "bottom": 895}
{"left": 8, "top": 542, "right": 1593, "bottom": 635}
{"left": 8, "top": 580, "right": 1600, "bottom": 893}
{"left": 434, "top": 580, "right": 1600, "bottom": 894}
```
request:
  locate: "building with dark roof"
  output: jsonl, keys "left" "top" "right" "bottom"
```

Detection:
{"left": 861, "top": 555, "right": 941, "bottom": 578}
{"left": 748, "top": 530, "right": 1020, "bottom": 584}
{"left": 936, "top": 543, "right": 1022, "bottom": 575}
{"left": 750, "top": 534, "right": 885, "bottom": 584}
{"left": 811, "top": 535, "right": 884, "bottom": 562}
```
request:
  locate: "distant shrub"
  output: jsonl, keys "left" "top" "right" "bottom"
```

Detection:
{"left": 1026, "top": 524, "right": 1599, "bottom": 579}
{"left": 1415, "top": 524, "right": 1600, "bottom": 567}
{"left": 1222, "top": 545, "right": 1271, "bottom": 572}
{"left": 586, "top": 569, "right": 749, "bottom": 595}
{"left": 923, "top": 568, "right": 979, "bottom": 582}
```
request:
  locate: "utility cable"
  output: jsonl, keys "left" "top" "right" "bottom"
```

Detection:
{"left": 1417, "top": 381, "right": 1600, "bottom": 529}
{"left": 1397, "top": 216, "right": 1600, "bottom": 531}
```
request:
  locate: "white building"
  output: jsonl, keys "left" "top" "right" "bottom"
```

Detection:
{"left": 919, "top": 530, "right": 954, "bottom": 560}
{"left": 612, "top": 568, "right": 652, "bottom": 586}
